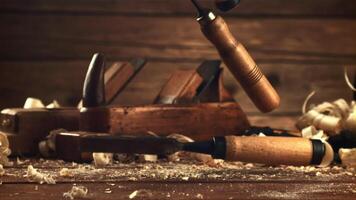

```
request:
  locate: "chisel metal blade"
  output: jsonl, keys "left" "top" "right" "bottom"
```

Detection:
{"left": 82, "top": 53, "right": 106, "bottom": 107}
{"left": 55, "top": 132, "right": 183, "bottom": 162}
{"left": 195, "top": 60, "right": 222, "bottom": 100}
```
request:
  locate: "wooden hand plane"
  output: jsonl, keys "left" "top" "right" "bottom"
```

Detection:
{"left": 80, "top": 60, "right": 250, "bottom": 141}
{"left": 0, "top": 53, "right": 146, "bottom": 156}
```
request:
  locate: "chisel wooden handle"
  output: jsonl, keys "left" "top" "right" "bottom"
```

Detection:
{"left": 199, "top": 15, "right": 280, "bottom": 112}
{"left": 221, "top": 136, "right": 334, "bottom": 166}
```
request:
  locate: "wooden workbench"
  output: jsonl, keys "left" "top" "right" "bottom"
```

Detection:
{"left": 0, "top": 0, "right": 356, "bottom": 199}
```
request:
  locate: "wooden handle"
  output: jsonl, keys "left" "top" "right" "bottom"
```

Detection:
{"left": 224, "top": 136, "right": 333, "bottom": 166}
{"left": 201, "top": 16, "right": 280, "bottom": 113}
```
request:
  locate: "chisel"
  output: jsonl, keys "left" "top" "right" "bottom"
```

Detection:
{"left": 56, "top": 132, "right": 334, "bottom": 167}
{"left": 191, "top": 0, "right": 280, "bottom": 112}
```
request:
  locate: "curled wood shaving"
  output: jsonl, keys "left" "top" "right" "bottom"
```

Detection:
{"left": 344, "top": 66, "right": 356, "bottom": 92}
{"left": 23, "top": 97, "right": 45, "bottom": 109}
{"left": 0, "top": 164, "right": 4, "bottom": 176}
{"left": 63, "top": 185, "right": 88, "bottom": 199}
{"left": 46, "top": 100, "right": 61, "bottom": 109}
{"left": 23, "top": 97, "right": 61, "bottom": 109}
{"left": 59, "top": 165, "right": 102, "bottom": 177}
{"left": 301, "top": 126, "right": 328, "bottom": 141}
{"left": 0, "top": 132, "right": 12, "bottom": 166}
{"left": 339, "top": 148, "right": 356, "bottom": 168}
{"left": 129, "top": 190, "right": 153, "bottom": 199}
{"left": 345, "top": 112, "right": 356, "bottom": 132}
{"left": 297, "top": 98, "right": 351, "bottom": 136}
{"left": 39, "top": 129, "right": 67, "bottom": 158}
{"left": 302, "top": 91, "right": 316, "bottom": 114}
{"left": 93, "top": 153, "right": 113, "bottom": 167}
{"left": 26, "top": 165, "right": 56, "bottom": 184}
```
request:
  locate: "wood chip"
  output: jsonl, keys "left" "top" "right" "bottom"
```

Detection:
{"left": 339, "top": 148, "right": 356, "bottom": 168}
{"left": 26, "top": 165, "right": 56, "bottom": 184}
{"left": 93, "top": 153, "right": 113, "bottom": 166}
{"left": 63, "top": 185, "right": 88, "bottom": 199}
{"left": 0, "top": 164, "right": 4, "bottom": 176}
{"left": 129, "top": 190, "right": 153, "bottom": 199}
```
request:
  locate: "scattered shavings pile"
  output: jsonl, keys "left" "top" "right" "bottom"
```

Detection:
{"left": 63, "top": 185, "right": 88, "bottom": 199}
{"left": 297, "top": 98, "right": 350, "bottom": 137}
{"left": 25, "top": 165, "right": 56, "bottom": 184}
{"left": 297, "top": 97, "right": 356, "bottom": 167}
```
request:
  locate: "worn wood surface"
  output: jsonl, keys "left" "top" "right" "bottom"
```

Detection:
{"left": 0, "top": 116, "right": 355, "bottom": 200}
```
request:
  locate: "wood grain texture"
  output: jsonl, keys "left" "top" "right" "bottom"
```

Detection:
{"left": 80, "top": 103, "right": 250, "bottom": 141}
{"left": 1, "top": 0, "right": 356, "bottom": 17}
{"left": 225, "top": 136, "right": 314, "bottom": 165}
{"left": 0, "top": 15, "right": 355, "bottom": 63}
{"left": 0, "top": 61, "right": 352, "bottom": 114}
{"left": 1, "top": 181, "right": 356, "bottom": 200}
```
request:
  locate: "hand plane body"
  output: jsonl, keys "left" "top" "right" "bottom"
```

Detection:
{"left": 81, "top": 60, "right": 250, "bottom": 141}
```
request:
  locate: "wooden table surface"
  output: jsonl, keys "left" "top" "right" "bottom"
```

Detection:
{"left": 1, "top": 116, "right": 356, "bottom": 200}
{"left": 1, "top": 0, "right": 356, "bottom": 199}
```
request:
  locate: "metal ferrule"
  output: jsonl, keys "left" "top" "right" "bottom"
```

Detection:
{"left": 197, "top": 11, "right": 216, "bottom": 26}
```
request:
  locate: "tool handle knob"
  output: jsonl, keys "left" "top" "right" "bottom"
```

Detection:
{"left": 201, "top": 16, "right": 280, "bottom": 112}
{"left": 223, "top": 136, "right": 334, "bottom": 166}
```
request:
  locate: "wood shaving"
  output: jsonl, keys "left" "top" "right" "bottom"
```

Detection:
{"left": 46, "top": 100, "right": 61, "bottom": 109}
{"left": 93, "top": 153, "right": 113, "bottom": 166}
{"left": 0, "top": 164, "right": 4, "bottom": 176}
{"left": 301, "top": 126, "right": 328, "bottom": 141}
{"left": 0, "top": 132, "right": 12, "bottom": 166}
{"left": 302, "top": 91, "right": 316, "bottom": 114}
{"left": 297, "top": 98, "right": 353, "bottom": 136}
{"left": 59, "top": 165, "right": 102, "bottom": 177}
{"left": 16, "top": 157, "right": 28, "bottom": 165}
{"left": 345, "top": 110, "right": 356, "bottom": 133}
{"left": 196, "top": 193, "right": 204, "bottom": 199}
{"left": 77, "top": 100, "right": 83, "bottom": 109}
{"left": 39, "top": 129, "right": 67, "bottom": 158}
{"left": 23, "top": 97, "right": 45, "bottom": 109}
{"left": 344, "top": 66, "right": 356, "bottom": 91}
{"left": 129, "top": 189, "right": 153, "bottom": 199}
{"left": 339, "top": 148, "right": 356, "bottom": 168}
{"left": 167, "top": 134, "right": 216, "bottom": 166}
{"left": 25, "top": 165, "right": 56, "bottom": 184}
{"left": 138, "top": 154, "right": 157, "bottom": 162}
{"left": 63, "top": 185, "right": 88, "bottom": 199}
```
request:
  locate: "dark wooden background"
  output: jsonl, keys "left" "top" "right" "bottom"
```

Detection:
{"left": 0, "top": 0, "right": 356, "bottom": 116}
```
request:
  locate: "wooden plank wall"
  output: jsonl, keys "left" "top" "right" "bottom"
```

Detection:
{"left": 0, "top": 0, "right": 355, "bottom": 115}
